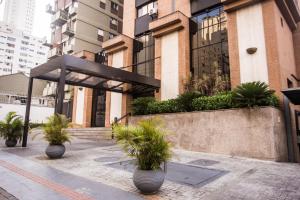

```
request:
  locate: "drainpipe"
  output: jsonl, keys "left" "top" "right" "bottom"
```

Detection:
{"left": 283, "top": 96, "right": 295, "bottom": 162}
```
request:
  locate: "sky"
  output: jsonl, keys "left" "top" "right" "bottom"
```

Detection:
{"left": 0, "top": 0, "right": 53, "bottom": 40}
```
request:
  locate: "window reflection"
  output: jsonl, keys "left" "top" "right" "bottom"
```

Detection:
{"left": 191, "top": 6, "right": 230, "bottom": 84}
{"left": 133, "top": 33, "right": 155, "bottom": 78}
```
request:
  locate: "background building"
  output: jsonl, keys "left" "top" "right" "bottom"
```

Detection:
{"left": 43, "top": 0, "right": 124, "bottom": 123}
{"left": 0, "top": 22, "right": 49, "bottom": 75}
{"left": 0, "top": 72, "right": 54, "bottom": 123}
{"left": 46, "top": 0, "right": 123, "bottom": 59}
{"left": 3, "top": 0, "right": 35, "bottom": 34}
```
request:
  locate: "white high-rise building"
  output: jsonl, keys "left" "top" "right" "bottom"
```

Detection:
{"left": 3, "top": 0, "right": 35, "bottom": 34}
{"left": 0, "top": 22, "right": 48, "bottom": 75}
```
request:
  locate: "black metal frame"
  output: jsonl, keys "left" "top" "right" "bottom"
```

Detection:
{"left": 133, "top": 33, "right": 155, "bottom": 78}
{"left": 22, "top": 55, "right": 160, "bottom": 147}
{"left": 91, "top": 89, "right": 106, "bottom": 127}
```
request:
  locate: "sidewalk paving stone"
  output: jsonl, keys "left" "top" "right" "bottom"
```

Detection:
{"left": 1, "top": 136, "right": 300, "bottom": 200}
{"left": 0, "top": 151, "right": 142, "bottom": 200}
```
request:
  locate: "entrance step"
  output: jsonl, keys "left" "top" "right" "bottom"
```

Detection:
{"left": 66, "top": 127, "right": 113, "bottom": 140}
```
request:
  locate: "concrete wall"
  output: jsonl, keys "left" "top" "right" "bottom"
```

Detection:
{"left": 129, "top": 107, "right": 288, "bottom": 161}
{"left": 0, "top": 103, "right": 54, "bottom": 123}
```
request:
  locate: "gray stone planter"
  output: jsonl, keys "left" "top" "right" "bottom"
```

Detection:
{"left": 45, "top": 144, "right": 65, "bottom": 159}
{"left": 5, "top": 139, "right": 17, "bottom": 147}
{"left": 133, "top": 168, "right": 165, "bottom": 194}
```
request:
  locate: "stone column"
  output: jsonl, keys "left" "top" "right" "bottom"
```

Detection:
{"left": 149, "top": 11, "right": 191, "bottom": 100}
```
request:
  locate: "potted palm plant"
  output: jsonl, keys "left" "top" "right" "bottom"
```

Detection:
{"left": 0, "top": 112, "right": 23, "bottom": 147}
{"left": 42, "top": 114, "right": 71, "bottom": 159}
{"left": 114, "top": 118, "right": 171, "bottom": 194}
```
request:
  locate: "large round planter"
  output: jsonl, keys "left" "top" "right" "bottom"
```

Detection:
{"left": 45, "top": 144, "right": 65, "bottom": 159}
{"left": 5, "top": 139, "right": 17, "bottom": 147}
{"left": 133, "top": 168, "right": 165, "bottom": 194}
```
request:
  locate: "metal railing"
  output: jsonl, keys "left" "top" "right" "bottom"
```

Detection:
{"left": 111, "top": 112, "right": 132, "bottom": 139}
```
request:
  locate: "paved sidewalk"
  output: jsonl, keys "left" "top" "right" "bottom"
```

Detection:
{"left": 0, "top": 151, "right": 142, "bottom": 200}
{"left": 1, "top": 136, "right": 300, "bottom": 200}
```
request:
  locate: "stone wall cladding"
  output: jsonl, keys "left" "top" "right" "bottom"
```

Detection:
{"left": 129, "top": 107, "right": 288, "bottom": 161}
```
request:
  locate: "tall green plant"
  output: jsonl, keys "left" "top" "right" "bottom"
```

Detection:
{"left": 0, "top": 112, "right": 23, "bottom": 142}
{"left": 177, "top": 91, "right": 202, "bottom": 112}
{"left": 114, "top": 118, "right": 171, "bottom": 170}
{"left": 132, "top": 97, "right": 156, "bottom": 115}
{"left": 232, "top": 81, "right": 276, "bottom": 108}
{"left": 42, "top": 114, "right": 71, "bottom": 145}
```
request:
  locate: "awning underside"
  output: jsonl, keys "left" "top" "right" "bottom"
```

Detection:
{"left": 30, "top": 55, "right": 160, "bottom": 94}
{"left": 282, "top": 88, "right": 300, "bottom": 105}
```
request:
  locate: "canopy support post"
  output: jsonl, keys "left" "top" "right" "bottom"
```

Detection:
{"left": 22, "top": 77, "right": 33, "bottom": 147}
{"left": 55, "top": 67, "right": 66, "bottom": 114}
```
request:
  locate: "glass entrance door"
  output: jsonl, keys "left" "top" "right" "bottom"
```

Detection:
{"left": 91, "top": 89, "right": 106, "bottom": 127}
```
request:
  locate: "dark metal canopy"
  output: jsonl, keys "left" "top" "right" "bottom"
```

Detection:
{"left": 282, "top": 88, "right": 300, "bottom": 105}
{"left": 22, "top": 55, "right": 160, "bottom": 147}
{"left": 30, "top": 54, "right": 160, "bottom": 94}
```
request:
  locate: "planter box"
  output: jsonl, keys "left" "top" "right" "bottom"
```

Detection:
{"left": 129, "top": 107, "right": 288, "bottom": 161}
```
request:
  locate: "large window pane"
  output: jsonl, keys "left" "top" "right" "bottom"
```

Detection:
{"left": 191, "top": 6, "right": 230, "bottom": 91}
{"left": 133, "top": 33, "right": 155, "bottom": 78}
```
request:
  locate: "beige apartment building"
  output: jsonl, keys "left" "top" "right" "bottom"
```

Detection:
{"left": 43, "top": 0, "right": 123, "bottom": 122}
{"left": 46, "top": 0, "right": 123, "bottom": 58}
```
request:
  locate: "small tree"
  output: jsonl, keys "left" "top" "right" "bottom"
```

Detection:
{"left": 114, "top": 118, "right": 171, "bottom": 170}
{"left": 0, "top": 112, "right": 23, "bottom": 142}
{"left": 232, "top": 81, "right": 277, "bottom": 108}
{"left": 42, "top": 114, "right": 71, "bottom": 145}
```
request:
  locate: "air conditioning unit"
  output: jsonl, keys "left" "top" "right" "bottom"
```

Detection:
{"left": 149, "top": 8, "right": 158, "bottom": 18}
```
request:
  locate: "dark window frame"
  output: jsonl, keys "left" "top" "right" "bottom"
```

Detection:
{"left": 100, "top": 0, "right": 106, "bottom": 9}
{"left": 133, "top": 33, "right": 155, "bottom": 78}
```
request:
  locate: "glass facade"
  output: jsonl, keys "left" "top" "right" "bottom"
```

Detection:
{"left": 191, "top": 6, "right": 230, "bottom": 85}
{"left": 133, "top": 33, "right": 155, "bottom": 78}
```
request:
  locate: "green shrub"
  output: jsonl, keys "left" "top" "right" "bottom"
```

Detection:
{"left": 232, "top": 81, "right": 275, "bottom": 108}
{"left": 176, "top": 91, "right": 202, "bottom": 112}
{"left": 266, "top": 94, "right": 280, "bottom": 107}
{"left": 42, "top": 114, "right": 71, "bottom": 145}
{"left": 148, "top": 99, "right": 180, "bottom": 114}
{"left": 0, "top": 112, "right": 23, "bottom": 142}
{"left": 114, "top": 118, "right": 171, "bottom": 170}
{"left": 192, "top": 92, "right": 234, "bottom": 111}
{"left": 132, "top": 97, "right": 156, "bottom": 115}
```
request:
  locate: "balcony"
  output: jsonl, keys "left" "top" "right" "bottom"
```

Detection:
{"left": 63, "top": 44, "right": 74, "bottom": 54}
{"left": 42, "top": 38, "right": 53, "bottom": 48}
{"left": 62, "top": 24, "right": 75, "bottom": 36}
{"left": 51, "top": 10, "right": 68, "bottom": 26}
{"left": 48, "top": 47, "right": 62, "bottom": 59}
{"left": 46, "top": 4, "right": 55, "bottom": 14}
{"left": 68, "top": 4, "right": 78, "bottom": 17}
{"left": 63, "top": 38, "right": 75, "bottom": 54}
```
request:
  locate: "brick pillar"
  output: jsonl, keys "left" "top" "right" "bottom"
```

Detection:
{"left": 150, "top": 12, "right": 191, "bottom": 100}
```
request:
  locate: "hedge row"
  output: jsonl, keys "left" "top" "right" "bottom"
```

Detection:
{"left": 132, "top": 92, "right": 279, "bottom": 116}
